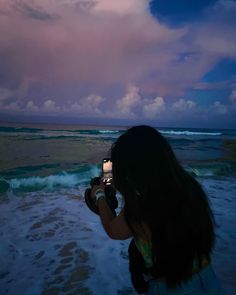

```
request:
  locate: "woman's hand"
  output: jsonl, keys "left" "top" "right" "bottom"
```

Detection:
{"left": 91, "top": 184, "right": 105, "bottom": 205}
{"left": 91, "top": 184, "right": 104, "bottom": 195}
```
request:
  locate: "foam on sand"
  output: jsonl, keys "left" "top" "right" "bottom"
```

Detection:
{"left": 0, "top": 187, "right": 134, "bottom": 295}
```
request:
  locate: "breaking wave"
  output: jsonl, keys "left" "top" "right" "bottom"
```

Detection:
{"left": 160, "top": 130, "right": 222, "bottom": 136}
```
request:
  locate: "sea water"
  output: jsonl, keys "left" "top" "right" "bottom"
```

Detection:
{"left": 0, "top": 123, "right": 235, "bottom": 295}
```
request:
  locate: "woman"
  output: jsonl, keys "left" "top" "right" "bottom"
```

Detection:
{"left": 91, "top": 125, "right": 225, "bottom": 294}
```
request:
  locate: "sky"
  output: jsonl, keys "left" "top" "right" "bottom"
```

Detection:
{"left": 0, "top": 0, "right": 236, "bottom": 128}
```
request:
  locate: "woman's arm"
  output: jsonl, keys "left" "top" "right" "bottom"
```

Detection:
{"left": 91, "top": 185, "right": 133, "bottom": 240}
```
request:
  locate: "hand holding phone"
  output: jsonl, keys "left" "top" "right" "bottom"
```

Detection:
{"left": 84, "top": 160, "right": 118, "bottom": 215}
{"left": 102, "top": 158, "right": 113, "bottom": 186}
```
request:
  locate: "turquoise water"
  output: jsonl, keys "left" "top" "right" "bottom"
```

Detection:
{"left": 0, "top": 124, "right": 236, "bottom": 192}
{"left": 0, "top": 123, "right": 236, "bottom": 294}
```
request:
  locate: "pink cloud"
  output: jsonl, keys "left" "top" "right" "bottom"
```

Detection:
{"left": 0, "top": 0, "right": 186, "bottom": 100}
{"left": 0, "top": 0, "right": 235, "bottom": 124}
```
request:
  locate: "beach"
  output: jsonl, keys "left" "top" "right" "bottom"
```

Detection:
{"left": 0, "top": 123, "right": 236, "bottom": 294}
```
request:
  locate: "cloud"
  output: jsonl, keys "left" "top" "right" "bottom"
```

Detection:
{"left": 193, "top": 1, "right": 236, "bottom": 59}
{"left": 112, "top": 88, "right": 200, "bottom": 122}
{"left": 92, "top": 0, "right": 147, "bottom": 14}
{"left": 213, "top": 0, "right": 236, "bottom": 13}
{"left": 143, "top": 97, "right": 165, "bottom": 118}
{"left": 229, "top": 90, "right": 236, "bottom": 103}
{"left": 0, "top": 0, "right": 236, "bottom": 127}
{"left": 115, "top": 85, "right": 141, "bottom": 117}
{"left": 84, "top": 94, "right": 104, "bottom": 108}
{"left": 0, "top": 0, "right": 186, "bottom": 103}
{"left": 70, "top": 94, "right": 105, "bottom": 115}
{"left": 26, "top": 100, "right": 39, "bottom": 111}
{"left": 211, "top": 101, "right": 228, "bottom": 115}
{"left": 172, "top": 99, "right": 196, "bottom": 111}
{"left": 0, "top": 87, "right": 15, "bottom": 101}
{"left": 1, "top": 86, "right": 235, "bottom": 127}
{"left": 14, "top": 1, "right": 60, "bottom": 21}
{"left": 3, "top": 101, "right": 20, "bottom": 112}
{"left": 43, "top": 100, "right": 61, "bottom": 113}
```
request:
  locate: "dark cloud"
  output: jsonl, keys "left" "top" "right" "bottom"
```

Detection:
{"left": 14, "top": 1, "right": 60, "bottom": 21}
{"left": 73, "top": 1, "right": 97, "bottom": 12}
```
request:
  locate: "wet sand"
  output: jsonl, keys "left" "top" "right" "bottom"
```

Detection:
{"left": 0, "top": 189, "right": 133, "bottom": 295}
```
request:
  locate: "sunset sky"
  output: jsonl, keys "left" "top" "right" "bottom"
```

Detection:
{"left": 0, "top": 0, "right": 236, "bottom": 128}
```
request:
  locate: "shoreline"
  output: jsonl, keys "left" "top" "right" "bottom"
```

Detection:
{"left": 1, "top": 121, "right": 236, "bottom": 133}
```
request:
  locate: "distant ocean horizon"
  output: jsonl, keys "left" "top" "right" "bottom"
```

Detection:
{"left": 0, "top": 121, "right": 236, "bottom": 294}
{"left": 1, "top": 119, "right": 236, "bottom": 130}
{"left": 1, "top": 121, "right": 236, "bottom": 182}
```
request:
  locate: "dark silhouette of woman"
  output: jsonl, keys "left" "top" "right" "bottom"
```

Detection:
{"left": 91, "top": 125, "right": 225, "bottom": 294}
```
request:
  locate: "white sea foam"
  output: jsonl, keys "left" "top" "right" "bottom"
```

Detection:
{"left": 187, "top": 167, "right": 215, "bottom": 177}
{"left": 0, "top": 186, "right": 134, "bottom": 295}
{"left": 160, "top": 130, "right": 222, "bottom": 136}
{"left": 10, "top": 174, "right": 80, "bottom": 190}
{"left": 9, "top": 166, "right": 100, "bottom": 191}
{"left": 99, "top": 130, "right": 120, "bottom": 134}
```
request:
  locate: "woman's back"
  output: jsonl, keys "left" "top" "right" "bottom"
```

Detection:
{"left": 110, "top": 125, "right": 225, "bottom": 294}
{"left": 146, "top": 265, "right": 225, "bottom": 295}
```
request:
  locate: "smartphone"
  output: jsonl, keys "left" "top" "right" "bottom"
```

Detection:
{"left": 102, "top": 158, "right": 112, "bottom": 186}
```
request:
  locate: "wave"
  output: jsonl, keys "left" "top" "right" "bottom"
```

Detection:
{"left": 160, "top": 130, "right": 222, "bottom": 136}
{"left": 0, "top": 126, "right": 44, "bottom": 133}
{"left": 5, "top": 165, "right": 100, "bottom": 192}
{"left": 2, "top": 161, "right": 235, "bottom": 194}
{"left": 186, "top": 167, "right": 215, "bottom": 177}
{"left": 22, "top": 135, "right": 83, "bottom": 141}
{"left": 1, "top": 129, "right": 122, "bottom": 141}
{"left": 61, "top": 129, "right": 122, "bottom": 138}
{"left": 10, "top": 174, "right": 80, "bottom": 191}
{"left": 21, "top": 134, "right": 117, "bottom": 141}
{"left": 98, "top": 130, "right": 120, "bottom": 134}
{"left": 1, "top": 125, "right": 233, "bottom": 138}
{"left": 0, "top": 125, "right": 122, "bottom": 136}
{"left": 48, "top": 129, "right": 122, "bottom": 134}
{"left": 186, "top": 162, "right": 236, "bottom": 178}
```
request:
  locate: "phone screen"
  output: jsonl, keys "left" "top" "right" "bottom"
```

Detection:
{"left": 102, "top": 158, "right": 112, "bottom": 185}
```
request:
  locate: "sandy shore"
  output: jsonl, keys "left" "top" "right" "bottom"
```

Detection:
{"left": 0, "top": 188, "right": 134, "bottom": 295}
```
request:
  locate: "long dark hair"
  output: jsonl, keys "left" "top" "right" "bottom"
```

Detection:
{"left": 110, "top": 125, "right": 215, "bottom": 288}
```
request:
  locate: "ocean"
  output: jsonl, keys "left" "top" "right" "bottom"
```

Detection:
{"left": 0, "top": 122, "right": 235, "bottom": 295}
